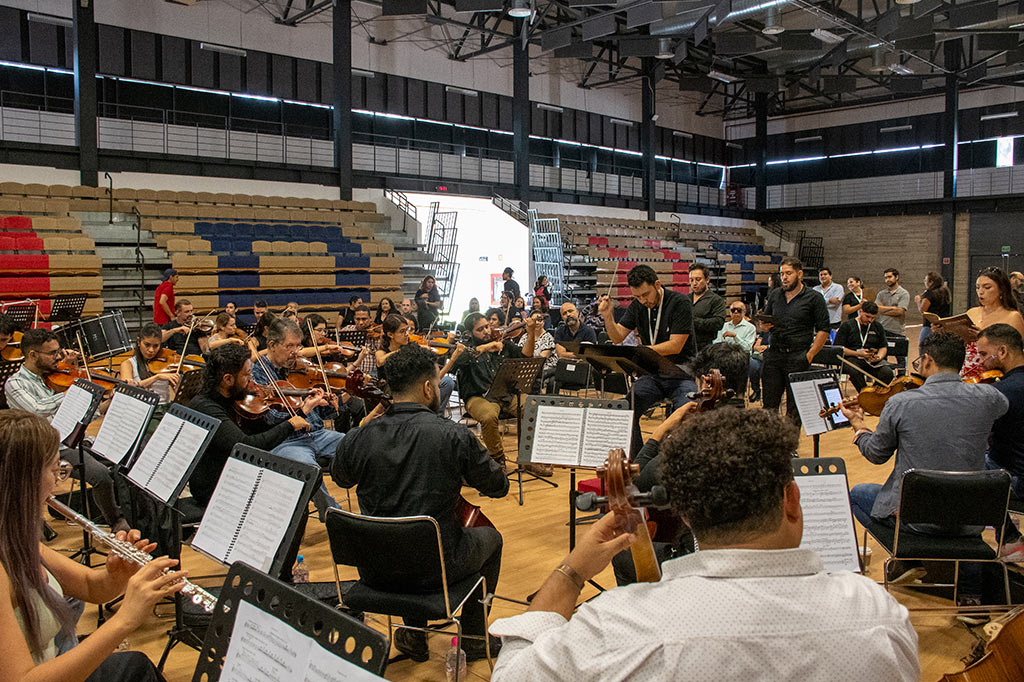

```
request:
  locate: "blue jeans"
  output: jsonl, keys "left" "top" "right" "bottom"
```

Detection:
{"left": 439, "top": 373, "right": 455, "bottom": 415}
{"left": 630, "top": 374, "right": 697, "bottom": 456}
{"left": 273, "top": 428, "right": 343, "bottom": 514}
{"left": 918, "top": 324, "right": 932, "bottom": 351}
{"left": 748, "top": 355, "right": 763, "bottom": 398}
{"left": 850, "top": 483, "right": 983, "bottom": 599}
{"left": 986, "top": 456, "right": 1023, "bottom": 543}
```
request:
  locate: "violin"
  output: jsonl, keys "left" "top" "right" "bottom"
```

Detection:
{"left": 44, "top": 361, "right": 126, "bottom": 393}
{"left": 457, "top": 497, "right": 495, "bottom": 529}
{"left": 965, "top": 369, "right": 1003, "bottom": 384}
{"left": 147, "top": 349, "right": 204, "bottom": 374}
{"left": 289, "top": 357, "right": 349, "bottom": 391}
{"left": 1, "top": 330, "right": 23, "bottom": 362}
{"left": 344, "top": 369, "right": 391, "bottom": 412}
{"left": 939, "top": 606, "right": 1024, "bottom": 681}
{"left": 490, "top": 320, "right": 527, "bottom": 342}
{"left": 233, "top": 380, "right": 343, "bottom": 420}
{"left": 819, "top": 373, "right": 925, "bottom": 419}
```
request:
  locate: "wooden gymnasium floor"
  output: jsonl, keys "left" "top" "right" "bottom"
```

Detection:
{"left": 52, "top": 336, "right": 1018, "bottom": 681}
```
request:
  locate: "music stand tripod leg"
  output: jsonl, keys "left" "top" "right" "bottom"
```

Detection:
{"left": 510, "top": 386, "right": 557, "bottom": 506}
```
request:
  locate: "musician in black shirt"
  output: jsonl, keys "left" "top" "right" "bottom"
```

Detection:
{"left": 833, "top": 301, "right": 894, "bottom": 391}
{"left": 334, "top": 344, "right": 508, "bottom": 662}
{"left": 598, "top": 265, "right": 697, "bottom": 455}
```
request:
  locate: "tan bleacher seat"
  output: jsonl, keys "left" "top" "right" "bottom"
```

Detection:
{"left": 188, "top": 238, "right": 211, "bottom": 252}
{"left": 111, "top": 188, "right": 137, "bottom": 200}
{"left": 44, "top": 200, "right": 70, "bottom": 215}
{"left": 236, "top": 194, "right": 259, "bottom": 207}
{"left": 31, "top": 216, "right": 57, "bottom": 231}
{"left": 0, "top": 182, "right": 23, "bottom": 195}
{"left": 195, "top": 192, "right": 216, "bottom": 204}
{"left": 166, "top": 238, "right": 190, "bottom": 253}
{"left": 55, "top": 216, "right": 80, "bottom": 231}
{"left": 148, "top": 219, "right": 174, "bottom": 233}
{"left": 270, "top": 240, "right": 292, "bottom": 253}
{"left": 154, "top": 190, "right": 178, "bottom": 203}
{"left": 289, "top": 242, "right": 310, "bottom": 255}
{"left": 69, "top": 237, "right": 96, "bottom": 252}
{"left": 42, "top": 237, "right": 70, "bottom": 252}
{"left": 233, "top": 207, "right": 255, "bottom": 221}
{"left": 48, "top": 185, "right": 72, "bottom": 197}
{"left": 22, "top": 184, "right": 48, "bottom": 198}
{"left": 176, "top": 191, "right": 197, "bottom": 203}
{"left": 308, "top": 241, "right": 328, "bottom": 254}
{"left": 177, "top": 205, "right": 199, "bottom": 218}
{"left": 252, "top": 241, "right": 273, "bottom": 254}
{"left": 136, "top": 189, "right": 159, "bottom": 201}
{"left": 212, "top": 193, "right": 234, "bottom": 204}
{"left": 266, "top": 196, "right": 286, "bottom": 208}
{"left": 70, "top": 185, "right": 98, "bottom": 198}
{"left": 311, "top": 199, "right": 332, "bottom": 211}
{"left": 19, "top": 199, "right": 46, "bottom": 214}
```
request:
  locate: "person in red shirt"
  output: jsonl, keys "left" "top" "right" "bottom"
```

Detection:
{"left": 153, "top": 269, "right": 178, "bottom": 325}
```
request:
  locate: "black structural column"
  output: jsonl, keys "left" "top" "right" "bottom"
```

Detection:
{"left": 754, "top": 92, "right": 768, "bottom": 213}
{"left": 333, "top": 0, "right": 353, "bottom": 201}
{"left": 513, "top": 24, "right": 530, "bottom": 207}
{"left": 641, "top": 58, "right": 657, "bottom": 221}
{"left": 72, "top": 0, "right": 98, "bottom": 187}
{"left": 940, "top": 39, "right": 960, "bottom": 287}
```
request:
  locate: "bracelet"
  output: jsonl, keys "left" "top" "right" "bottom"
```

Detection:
{"left": 554, "top": 563, "right": 585, "bottom": 592}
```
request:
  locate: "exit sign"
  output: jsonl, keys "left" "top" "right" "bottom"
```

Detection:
{"left": 436, "top": 185, "right": 448, "bottom": 192}
{"left": 1002, "top": 245, "right": 1012, "bottom": 253}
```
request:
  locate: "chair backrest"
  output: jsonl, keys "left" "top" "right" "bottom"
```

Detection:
{"left": 898, "top": 468, "right": 1010, "bottom": 531}
{"left": 325, "top": 509, "right": 446, "bottom": 590}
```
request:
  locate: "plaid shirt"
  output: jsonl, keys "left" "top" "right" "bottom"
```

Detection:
{"left": 250, "top": 358, "right": 335, "bottom": 432}
{"left": 5, "top": 365, "right": 63, "bottom": 420}
{"left": 340, "top": 325, "right": 379, "bottom": 375}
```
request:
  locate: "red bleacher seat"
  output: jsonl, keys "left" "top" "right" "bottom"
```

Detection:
{"left": 0, "top": 237, "right": 16, "bottom": 250}
{"left": 2, "top": 217, "right": 31, "bottom": 230}
{"left": 0, "top": 276, "right": 50, "bottom": 293}
{"left": 0, "top": 255, "right": 50, "bottom": 270}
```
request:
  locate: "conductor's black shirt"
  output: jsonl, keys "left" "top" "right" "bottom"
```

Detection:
{"left": 619, "top": 287, "right": 696, "bottom": 365}
{"left": 764, "top": 285, "right": 831, "bottom": 353}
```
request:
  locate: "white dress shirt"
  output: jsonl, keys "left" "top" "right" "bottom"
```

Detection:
{"left": 813, "top": 282, "right": 845, "bottom": 325}
{"left": 713, "top": 318, "right": 757, "bottom": 352}
{"left": 490, "top": 548, "right": 918, "bottom": 682}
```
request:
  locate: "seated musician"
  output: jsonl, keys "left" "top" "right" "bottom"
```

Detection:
{"left": 333, "top": 344, "right": 509, "bottom": 663}
{"left": 303, "top": 313, "right": 366, "bottom": 433}
{"left": 490, "top": 408, "right": 919, "bottom": 681}
{"left": 186, "top": 344, "right": 311, "bottom": 507}
{"left": 612, "top": 341, "right": 750, "bottom": 586}
{"left": 597, "top": 264, "right": 697, "bottom": 455}
{"left": 450, "top": 312, "right": 548, "bottom": 475}
{"left": 376, "top": 314, "right": 460, "bottom": 416}
{"left": 833, "top": 301, "right": 894, "bottom": 391}
{"left": 5, "top": 329, "right": 127, "bottom": 534}
{"left": 0, "top": 410, "right": 182, "bottom": 681}
{"left": 250, "top": 319, "right": 342, "bottom": 520}
{"left": 160, "top": 299, "right": 209, "bottom": 358}
{"left": 0, "top": 312, "right": 18, "bottom": 358}
{"left": 339, "top": 305, "right": 379, "bottom": 377}
{"left": 974, "top": 324, "right": 1024, "bottom": 562}
{"left": 118, "top": 323, "right": 179, "bottom": 405}
{"left": 840, "top": 333, "right": 1008, "bottom": 615}
{"left": 206, "top": 312, "right": 256, "bottom": 359}
{"left": 552, "top": 302, "right": 596, "bottom": 359}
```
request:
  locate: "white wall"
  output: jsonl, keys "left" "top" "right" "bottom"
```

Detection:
{"left": 0, "top": 163, "right": 78, "bottom": 185}
{"left": 531, "top": 200, "right": 760, "bottom": 231}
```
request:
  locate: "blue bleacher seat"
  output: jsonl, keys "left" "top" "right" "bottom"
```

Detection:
{"left": 254, "top": 224, "right": 276, "bottom": 240}
{"left": 218, "top": 256, "right": 260, "bottom": 269}
{"left": 209, "top": 239, "right": 232, "bottom": 252}
{"left": 336, "top": 273, "right": 371, "bottom": 286}
{"left": 231, "top": 239, "right": 252, "bottom": 252}
{"left": 219, "top": 273, "right": 261, "bottom": 288}
{"left": 335, "top": 256, "right": 371, "bottom": 269}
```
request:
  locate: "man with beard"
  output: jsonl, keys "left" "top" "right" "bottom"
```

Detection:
{"left": 688, "top": 263, "right": 726, "bottom": 350}
{"left": 187, "top": 343, "right": 311, "bottom": 507}
{"left": 762, "top": 258, "right": 830, "bottom": 424}
{"left": 553, "top": 301, "right": 597, "bottom": 359}
{"left": 333, "top": 344, "right": 509, "bottom": 662}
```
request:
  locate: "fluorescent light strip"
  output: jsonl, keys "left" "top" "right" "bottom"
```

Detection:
{"left": 445, "top": 86, "right": 478, "bottom": 97}
{"left": 879, "top": 124, "right": 913, "bottom": 133}
{"left": 537, "top": 103, "right": 564, "bottom": 113}
{"left": 27, "top": 13, "right": 72, "bottom": 28}
{"left": 980, "top": 111, "right": 1019, "bottom": 121}
{"left": 794, "top": 135, "right": 823, "bottom": 143}
{"left": 199, "top": 42, "right": 247, "bottom": 58}
{"left": 352, "top": 69, "right": 376, "bottom": 79}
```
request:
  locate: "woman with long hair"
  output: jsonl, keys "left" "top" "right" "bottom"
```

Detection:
{"left": 0, "top": 410, "right": 182, "bottom": 680}
{"left": 373, "top": 298, "right": 395, "bottom": 326}
{"left": 533, "top": 276, "right": 551, "bottom": 311}
{"left": 118, "top": 324, "right": 179, "bottom": 405}
{"left": 942, "top": 267, "right": 1024, "bottom": 379}
{"left": 460, "top": 298, "right": 480, "bottom": 331}
{"left": 513, "top": 296, "right": 527, "bottom": 321}
{"left": 414, "top": 276, "right": 441, "bottom": 331}
{"left": 915, "top": 271, "right": 952, "bottom": 346}
{"left": 376, "top": 314, "right": 461, "bottom": 415}
{"left": 206, "top": 313, "right": 253, "bottom": 354}
{"left": 529, "top": 296, "right": 550, "bottom": 329}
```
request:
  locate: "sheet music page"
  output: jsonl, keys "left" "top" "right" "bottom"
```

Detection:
{"left": 127, "top": 414, "right": 209, "bottom": 503}
{"left": 579, "top": 408, "right": 633, "bottom": 467}
{"left": 192, "top": 458, "right": 261, "bottom": 564}
{"left": 90, "top": 391, "right": 152, "bottom": 464}
{"left": 228, "top": 468, "right": 305, "bottom": 573}
{"left": 790, "top": 379, "right": 830, "bottom": 437}
{"left": 797, "top": 474, "right": 861, "bottom": 573}
{"left": 50, "top": 384, "right": 94, "bottom": 442}
{"left": 221, "top": 600, "right": 384, "bottom": 682}
{"left": 531, "top": 405, "right": 585, "bottom": 466}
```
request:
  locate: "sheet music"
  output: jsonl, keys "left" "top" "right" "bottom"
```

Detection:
{"left": 50, "top": 384, "right": 95, "bottom": 442}
{"left": 797, "top": 474, "right": 861, "bottom": 573}
{"left": 229, "top": 468, "right": 305, "bottom": 573}
{"left": 790, "top": 378, "right": 832, "bottom": 437}
{"left": 89, "top": 391, "right": 153, "bottom": 464}
{"left": 579, "top": 408, "right": 633, "bottom": 467}
{"left": 532, "top": 406, "right": 585, "bottom": 466}
{"left": 192, "top": 459, "right": 261, "bottom": 564}
{"left": 127, "top": 414, "right": 209, "bottom": 503}
{"left": 221, "top": 600, "right": 383, "bottom": 682}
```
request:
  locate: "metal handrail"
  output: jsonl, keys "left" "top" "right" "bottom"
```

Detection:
{"left": 383, "top": 186, "right": 417, "bottom": 232}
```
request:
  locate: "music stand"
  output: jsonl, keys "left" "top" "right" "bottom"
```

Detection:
{"left": 0, "top": 359, "right": 23, "bottom": 408}
{"left": 337, "top": 328, "right": 368, "bottom": 347}
{"left": 4, "top": 303, "right": 36, "bottom": 330}
{"left": 173, "top": 368, "right": 205, "bottom": 405}
{"left": 567, "top": 343, "right": 686, "bottom": 401}
{"left": 481, "top": 357, "right": 554, "bottom": 504}
{"left": 192, "top": 562, "right": 389, "bottom": 681}
{"left": 47, "top": 294, "right": 87, "bottom": 322}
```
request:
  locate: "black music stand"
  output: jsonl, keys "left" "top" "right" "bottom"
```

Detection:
{"left": 0, "top": 358, "right": 23, "bottom": 408}
{"left": 47, "top": 294, "right": 87, "bottom": 322}
{"left": 482, "top": 357, "right": 554, "bottom": 505}
{"left": 4, "top": 303, "right": 36, "bottom": 330}
{"left": 337, "top": 328, "right": 368, "bottom": 347}
{"left": 191, "top": 562, "right": 389, "bottom": 681}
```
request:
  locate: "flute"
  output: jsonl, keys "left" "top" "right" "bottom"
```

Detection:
{"left": 46, "top": 496, "right": 221, "bottom": 613}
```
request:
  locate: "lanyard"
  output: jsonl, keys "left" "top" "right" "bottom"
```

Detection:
{"left": 647, "top": 292, "right": 664, "bottom": 346}
{"left": 858, "top": 323, "right": 871, "bottom": 348}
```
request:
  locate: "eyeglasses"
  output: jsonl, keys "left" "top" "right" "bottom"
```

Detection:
{"left": 912, "top": 356, "right": 923, "bottom": 372}
{"left": 53, "top": 459, "right": 71, "bottom": 482}
{"left": 729, "top": 308, "right": 744, "bottom": 313}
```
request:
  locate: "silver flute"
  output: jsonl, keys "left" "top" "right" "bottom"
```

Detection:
{"left": 46, "top": 496, "right": 220, "bottom": 613}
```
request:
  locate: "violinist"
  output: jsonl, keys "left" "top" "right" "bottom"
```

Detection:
{"left": 206, "top": 313, "right": 256, "bottom": 359}
{"left": 5, "top": 329, "right": 128, "bottom": 534}
{"left": 489, "top": 408, "right": 919, "bottom": 682}
{"left": 975, "top": 324, "right": 1024, "bottom": 562}
{"left": 118, "top": 323, "right": 179, "bottom": 405}
{"left": 840, "top": 332, "right": 1007, "bottom": 614}
{"left": 337, "top": 296, "right": 363, "bottom": 330}
{"left": 223, "top": 301, "right": 237, "bottom": 318}
{"left": 0, "top": 313, "right": 18, "bottom": 360}
{"left": 833, "top": 301, "right": 894, "bottom": 391}
{"left": 339, "top": 306, "right": 378, "bottom": 375}
{"left": 187, "top": 344, "right": 310, "bottom": 508}
{"left": 376, "top": 314, "right": 460, "bottom": 415}
{"left": 160, "top": 300, "right": 209, "bottom": 358}
{"left": 252, "top": 310, "right": 277, "bottom": 353}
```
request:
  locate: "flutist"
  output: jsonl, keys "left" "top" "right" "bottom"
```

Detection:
{"left": 0, "top": 410, "right": 183, "bottom": 681}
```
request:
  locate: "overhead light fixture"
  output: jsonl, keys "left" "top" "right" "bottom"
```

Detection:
{"left": 352, "top": 69, "right": 375, "bottom": 78}
{"left": 762, "top": 6, "right": 784, "bottom": 35}
{"left": 795, "top": 134, "right": 823, "bottom": 143}
{"left": 880, "top": 124, "right": 913, "bottom": 133}
{"left": 27, "top": 13, "right": 72, "bottom": 28}
{"left": 895, "top": 0, "right": 921, "bottom": 6}
{"left": 445, "top": 85, "right": 479, "bottom": 97}
{"left": 655, "top": 37, "right": 674, "bottom": 60}
{"left": 726, "top": 142, "right": 743, "bottom": 149}
{"left": 610, "top": 118, "right": 634, "bottom": 127}
{"left": 980, "top": 111, "right": 1019, "bottom": 121}
{"left": 889, "top": 64, "right": 914, "bottom": 75}
{"left": 708, "top": 69, "right": 739, "bottom": 83}
{"left": 200, "top": 42, "right": 247, "bottom": 58}
{"left": 811, "top": 28, "right": 844, "bottom": 44}
{"left": 508, "top": 0, "right": 532, "bottom": 18}
{"left": 869, "top": 48, "right": 890, "bottom": 74}
{"left": 673, "top": 130, "right": 694, "bottom": 139}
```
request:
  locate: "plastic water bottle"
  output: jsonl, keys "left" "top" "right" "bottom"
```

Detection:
{"left": 445, "top": 636, "right": 466, "bottom": 682}
{"left": 292, "top": 555, "right": 309, "bottom": 584}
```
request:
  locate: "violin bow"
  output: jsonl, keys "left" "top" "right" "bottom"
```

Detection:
{"left": 606, "top": 260, "right": 620, "bottom": 300}
{"left": 306, "top": 319, "right": 333, "bottom": 393}
{"left": 254, "top": 352, "right": 298, "bottom": 418}
{"left": 74, "top": 332, "right": 93, "bottom": 383}
{"left": 836, "top": 354, "right": 893, "bottom": 389}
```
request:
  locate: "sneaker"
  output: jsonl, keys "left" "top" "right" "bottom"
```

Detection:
{"left": 1000, "top": 538, "right": 1024, "bottom": 563}
{"left": 393, "top": 629, "right": 429, "bottom": 662}
{"left": 885, "top": 560, "right": 926, "bottom": 585}
{"left": 523, "top": 462, "right": 554, "bottom": 477}
{"left": 463, "top": 635, "right": 502, "bottom": 662}
{"left": 956, "top": 596, "right": 990, "bottom": 626}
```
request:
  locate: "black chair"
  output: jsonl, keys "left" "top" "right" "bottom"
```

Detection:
{"left": 325, "top": 509, "right": 493, "bottom": 675}
{"left": 860, "top": 468, "right": 1013, "bottom": 608}
{"left": 886, "top": 334, "right": 910, "bottom": 376}
{"left": 550, "top": 358, "right": 592, "bottom": 394}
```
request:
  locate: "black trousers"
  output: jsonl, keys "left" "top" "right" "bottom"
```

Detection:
{"left": 761, "top": 349, "right": 810, "bottom": 425}
{"left": 846, "top": 358, "right": 895, "bottom": 392}
{"left": 85, "top": 651, "right": 164, "bottom": 682}
{"left": 62, "top": 447, "right": 122, "bottom": 527}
